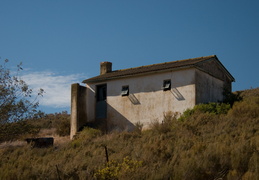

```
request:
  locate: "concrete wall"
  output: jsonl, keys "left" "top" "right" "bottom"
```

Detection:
{"left": 196, "top": 58, "right": 232, "bottom": 93}
{"left": 86, "top": 68, "right": 197, "bottom": 131}
{"left": 195, "top": 69, "right": 225, "bottom": 104}
{"left": 86, "top": 84, "right": 96, "bottom": 124}
{"left": 70, "top": 83, "right": 87, "bottom": 139}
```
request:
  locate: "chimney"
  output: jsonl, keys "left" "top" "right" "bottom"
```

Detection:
{"left": 100, "top": 62, "right": 112, "bottom": 75}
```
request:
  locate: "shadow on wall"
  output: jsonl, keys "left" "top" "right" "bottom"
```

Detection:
{"left": 83, "top": 103, "right": 137, "bottom": 133}
{"left": 171, "top": 88, "right": 185, "bottom": 101}
{"left": 128, "top": 94, "right": 141, "bottom": 105}
{"left": 106, "top": 103, "right": 136, "bottom": 132}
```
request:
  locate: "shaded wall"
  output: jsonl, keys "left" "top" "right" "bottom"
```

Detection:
{"left": 70, "top": 83, "right": 87, "bottom": 139}
{"left": 196, "top": 58, "right": 233, "bottom": 93}
{"left": 195, "top": 69, "right": 225, "bottom": 104}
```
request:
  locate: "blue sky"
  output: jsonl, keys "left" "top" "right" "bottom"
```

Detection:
{"left": 0, "top": 0, "right": 258, "bottom": 113}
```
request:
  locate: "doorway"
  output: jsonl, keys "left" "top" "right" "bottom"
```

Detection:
{"left": 96, "top": 84, "right": 107, "bottom": 119}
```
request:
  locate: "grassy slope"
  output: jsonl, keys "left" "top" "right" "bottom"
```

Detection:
{"left": 0, "top": 88, "right": 258, "bottom": 180}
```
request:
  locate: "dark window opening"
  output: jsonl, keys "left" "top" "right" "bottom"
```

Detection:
{"left": 121, "top": 86, "right": 129, "bottom": 96}
{"left": 96, "top": 84, "right": 107, "bottom": 101}
{"left": 163, "top": 80, "right": 171, "bottom": 91}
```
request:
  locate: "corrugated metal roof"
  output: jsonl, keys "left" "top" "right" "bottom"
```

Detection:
{"left": 83, "top": 55, "right": 234, "bottom": 83}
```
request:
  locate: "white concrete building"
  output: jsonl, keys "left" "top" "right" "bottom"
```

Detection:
{"left": 70, "top": 55, "right": 235, "bottom": 138}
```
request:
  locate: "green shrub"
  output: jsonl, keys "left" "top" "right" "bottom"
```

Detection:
{"left": 75, "top": 127, "right": 102, "bottom": 142}
{"left": 194, "top": 103, "right": 231, "bottom": 114}
{"left": 179, "top": 102, "right": 231, "bottom": 121}
{"left": 94, "top": 156, "right": 143, "bottom": 180}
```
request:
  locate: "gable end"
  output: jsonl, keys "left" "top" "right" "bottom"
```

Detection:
{"left": 195, "top": 57, "right": 235, "bottom": 83}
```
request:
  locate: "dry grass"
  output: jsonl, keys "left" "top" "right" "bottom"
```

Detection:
{"left": 0, "top": 128, "right": 70, "bottom": 150}
{"left": 38, "top": 128, "right": 56, "bottom": 137}
{"left": 0, "top": 88, "right": 258, "bottom": 179}
{"left": 0, "top": 140, "right": 27, "bottom": 149}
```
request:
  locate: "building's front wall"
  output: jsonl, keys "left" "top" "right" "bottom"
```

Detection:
{"left": 86, "top": 68, "right": 197, "bottom": 131}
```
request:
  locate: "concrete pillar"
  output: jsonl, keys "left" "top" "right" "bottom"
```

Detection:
{"left": 70, "top": 83, "right": 87, "bottom": 139}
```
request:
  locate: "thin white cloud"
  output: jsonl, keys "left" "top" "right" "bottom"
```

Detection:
{"left": 21, "top": 71, "right": 86, "bottom": 108}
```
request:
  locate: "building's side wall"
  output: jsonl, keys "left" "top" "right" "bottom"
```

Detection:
{"left": 195, "top": 69, "right": 225, "bottom": 104}
{"left": 86, "top": 83, "right": 96, "bottom": 123}
{"left": 86, "top": 68, "right": 197, "bottom": 131}
{"left": 70, "top": 83, "right": 87, "bottom": 139}
{"left": 196, "top": 58, "right": 232, "bottom": 93}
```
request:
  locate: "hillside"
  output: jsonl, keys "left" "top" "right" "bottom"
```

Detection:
{"left": 0, "top": 88, "right": 258, "bottom": 180}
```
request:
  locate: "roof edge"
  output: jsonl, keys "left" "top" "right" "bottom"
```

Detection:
{"left": 82, "top": 55, "right": 235, "bottom": 83}
{"left": 213, "top": 56, "right": 235, "bottom": 82}
{"left": 83, "top": 65, "right": 195, "bottom": 83}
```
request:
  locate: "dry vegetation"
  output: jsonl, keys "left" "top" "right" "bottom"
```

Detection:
{"left": 0, "top": 88, "right": 258, "bottom": 180}
{"left": 0, "top": 111, "right": 70, "bottom": 143}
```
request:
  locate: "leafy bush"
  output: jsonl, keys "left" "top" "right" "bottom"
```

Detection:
{"left": 179, "top": 102, "right": 231, "bottom": 121}
{"left": 94, "top": 156, "right": 143, "bottom": 180}
{"left": 71, "top": 127, "right": 102, "bottom": 147}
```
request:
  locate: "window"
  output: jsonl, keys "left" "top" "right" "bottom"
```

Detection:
{"left": 163, "top": 80, "right": 171, "bottom": 91}
{"left": 121, "top": 86, "right": 129, "bottom": 96}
